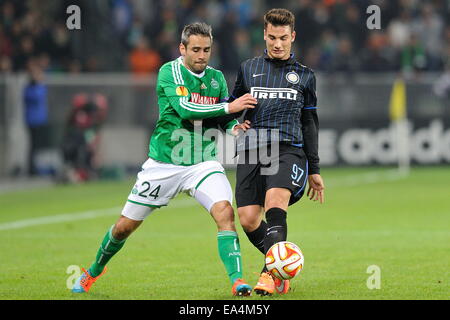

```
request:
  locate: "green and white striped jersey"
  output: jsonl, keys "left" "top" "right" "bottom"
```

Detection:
{"left": 149, "top": 57, "right": 238, "bottom": 165}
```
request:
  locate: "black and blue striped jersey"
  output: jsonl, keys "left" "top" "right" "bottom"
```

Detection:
{"left": 229, "top": 51, "right": 320, "bottom": 174}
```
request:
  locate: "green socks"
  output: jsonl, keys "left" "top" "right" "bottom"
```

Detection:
{"left": 217, "top": 231, "right": 243, "bottom": 284}
{"left": 89, "top": 226, "right": 126, "bottom": 277}
{"left": 88, "top": 227, "right": 243, "bottom": 284}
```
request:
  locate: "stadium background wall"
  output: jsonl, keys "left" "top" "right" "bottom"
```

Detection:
{"left": 0, "top": 72, "right": 448, "bottom": 177}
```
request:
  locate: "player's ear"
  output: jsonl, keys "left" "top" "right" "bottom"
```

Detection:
{"left": 179, "top": 43, "right": 186, "bottom": 56}
{"left": 263, "top": 28, "right": 267, "bottom": 41}
{"left": 291, "top": 31, "right": 296, "bottom": 42}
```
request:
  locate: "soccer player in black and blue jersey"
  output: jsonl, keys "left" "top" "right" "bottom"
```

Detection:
{"left": 229, "top": 8, "right": 325, "bottom": 296}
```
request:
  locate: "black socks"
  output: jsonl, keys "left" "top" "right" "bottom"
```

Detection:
{"left": 263, "top": 207, "right": 287, "bottom": 254}
{"left": 243, "top": 207, "right": 288, "bottom": 274}
{"left": 244, "top": 220, "right": 267, "bottom": 254}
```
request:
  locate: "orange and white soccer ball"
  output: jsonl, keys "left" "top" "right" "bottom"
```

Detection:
{"left": 265, "top": 241, "right": 304, "bottom": 280}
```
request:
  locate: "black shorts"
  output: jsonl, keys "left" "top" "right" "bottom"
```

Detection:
{"left": 235, "top": 144, "right": 308, "bottom": 208}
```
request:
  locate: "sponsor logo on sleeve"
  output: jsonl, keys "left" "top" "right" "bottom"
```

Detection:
{"left": 176, "top": 86, "right": 189, "bottom": 96}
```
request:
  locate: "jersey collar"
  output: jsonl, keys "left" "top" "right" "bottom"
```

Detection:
{"left": 177, "top": 56, "right": 206, "bottom": 78}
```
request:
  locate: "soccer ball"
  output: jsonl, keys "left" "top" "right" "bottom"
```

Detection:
{"left": 265, "top": 241, "right": 304, "bottom": 280}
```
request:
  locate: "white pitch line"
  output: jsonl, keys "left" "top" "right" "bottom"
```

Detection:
{"left": 0, "top": 198, "right": 197, "bottom": 231}
{"left": 0, "top": 170, "right": 409, "bottom": 231}
{"left": 0, "top": 207, "right": 121, "bottom": 231}
{"left": 325, "top": 169, "right": 408, "bottom": 188}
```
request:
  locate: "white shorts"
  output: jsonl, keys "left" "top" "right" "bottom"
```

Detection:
{"left": 122, "top": 158, "right": 233, "bottom": 221}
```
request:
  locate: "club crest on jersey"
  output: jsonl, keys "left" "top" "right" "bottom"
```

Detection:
{"left": 210, "top": 78, "right": 219, "bottom": 89}
{"left": 286, "top": 71, "right": 300, "bottom": 84}
{"left": 250, "top": 87, "right": 298, "bottom": 101}
{"left": 176, "top": 86, "right": 189, "bottom": 96}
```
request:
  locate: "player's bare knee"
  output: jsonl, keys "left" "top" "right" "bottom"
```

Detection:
{"left": 112, "top": 225, "right": 132, "bottom": 240}
{"left": 211, "top": 200, "right": 232, "bottom": 215}
{"left": 236, "top": 205, "right": 262, "bottom": 232}
{"left": 240, "top": 218, "right": 260, "bottom": 232}
{"left": 238, "top": 211, "right": 260, "bottom": 232}
{"left": 265, "top": 200, "right": 285, "bottom": 211}
{"left": 113, "top": 217, "right": 141, "bottom": 240}
{"left": 265, "top": 189, "right": 290, "bottom": 211}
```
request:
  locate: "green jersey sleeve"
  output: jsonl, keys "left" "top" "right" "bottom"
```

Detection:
{"left": 211, "top": 71, "right": 240, "bottom": 133}
{"left": 158, "top": 63, "right": 229, "bottom": 120}
{"left": 218, "top": 71, "right": 229, "bottom": 102}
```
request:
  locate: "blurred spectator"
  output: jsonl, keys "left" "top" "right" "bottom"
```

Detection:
{"left": 0, "top": 55, "right": 12, "bottom": 72}
{"left": 399, "top": 33, "right": 427, "bottom": 74}
{"left": 215, "top": 11, "right": 240, "bottom": 72}
{"left": 433, "top": 62, "right": 450, "bottom": 99}
{"left": 85, "top": 57, "right": 100, "bottom": 72}
{"left": 361, "top": 32, "right": 394, "bottom": 72}
{"left": 46, "top": 23, "right": 72, "bottom": 69}
{"left": 0, "top": 0, "right": 448, "bottom": 74}
{"left": 1, "top": 1, "right": 17, "bottom": 32}
{"left": 23, "top": 63, "right": 49, "bottom": 176}
{"left": 295, "top": 0, "right": 321, "bottom": 57}
{"left": 127, "top": 17, "right": 146, "bottom": 49}
{"left": 227, "top": 0, "right": 253, "bottom": 28}
{"left": 331, "top": 36, "right": 359, "bottom": 74}
{"left": 412, "top": 3, "right": 444, "bottom": 70}
{"left": 317, "top": 29, "right": 338, "bottom": 72}
{"left": 129, "top": 36, "right": 161, "bottom": 75}
{"left": 151, "top": 8, "right": 179, "bottom": 62}
{"left": 388, "top": 10, "right": 413, "bottom": 50}
{"left": 340, "top": 3, "right": 366, "bottom": 52}
{"left": 13, "top": 35, "right": 35, "bottom": 71}
{"left": 112, "top": 0, "right": 133, "bottom": 36}
{"left": 0, "top": 26, "right": 13, "bottom": 57}
{"left": 433, "top": 61, "right": 450, "bottom": 118}
{"left": 67, "top": 59, "right": 82, "bottom": 74}
{"left": 303, "top": 46, "right": 321, "bottom": 70}
{"left": 60, "top": 93, "right": 108, "bottom": 183}
{"left": 235, "top": 28, "right": 252, "bottom": 64}
{"left": 155, "top": 29, "right": 179, "bottom": 62}
{"left": 204, "top": 0, "right": 226, "bottom": 29}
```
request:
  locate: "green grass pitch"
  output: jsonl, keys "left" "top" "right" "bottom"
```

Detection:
{"left": 0, "top": 167, "right": 448, "bottom": 300}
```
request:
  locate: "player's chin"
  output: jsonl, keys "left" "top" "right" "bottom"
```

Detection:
{"left": 194, "top": 63, "right": 207, "bottom": 72}
{"left": 270, "top": 51, "right": 285, "bottom": 59}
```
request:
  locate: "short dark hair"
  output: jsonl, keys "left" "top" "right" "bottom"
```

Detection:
{"left": 181, "top": 22, "right": 213, "bottom": 46}
{"left": 264, "top": 8, "right": 295, "bottom": 31}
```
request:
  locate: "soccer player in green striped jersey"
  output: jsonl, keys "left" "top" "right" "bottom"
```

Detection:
{"left": 72, "top": 22, "right": 257, "bottom": 296}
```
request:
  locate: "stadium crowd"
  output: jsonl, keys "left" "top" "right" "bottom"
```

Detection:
{"left": 0, "top": 0, "right": 449, "bottom": 74}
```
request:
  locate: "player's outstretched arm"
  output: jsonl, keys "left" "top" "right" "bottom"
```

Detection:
{"left": 227, "top": 93, "right": 256, "bottom": 114}
{"left": 166, "top": 92, "right": 255, "bottom": 120}
{"left": 158, "top": 62, "right": 255, "bottom": 120}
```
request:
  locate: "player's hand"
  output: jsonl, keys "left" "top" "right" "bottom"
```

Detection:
{"left": 231, "top": 120, "right": 251, "bottom": 136}
{"left": 228, "top": 94, "right": 257, "bottom": 114}
{"left": 307, "top": 174, "right": 325, "bottom": 204}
